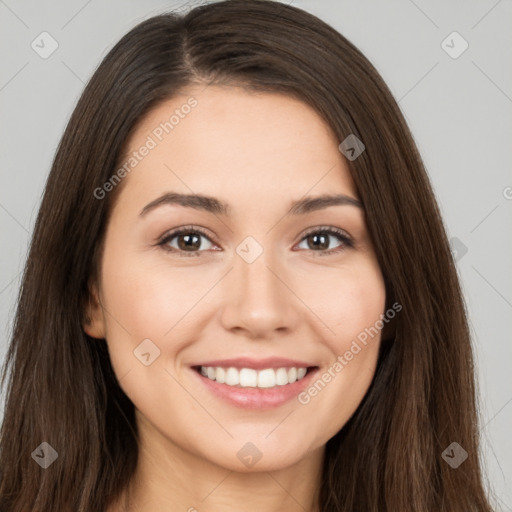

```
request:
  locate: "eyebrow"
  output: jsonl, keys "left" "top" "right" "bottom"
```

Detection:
{"left": 139, "top": 192, "right": 363, "bottom": 217}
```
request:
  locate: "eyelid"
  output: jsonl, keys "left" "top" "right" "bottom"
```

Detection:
{"left": 295, "top": 225, "right": 354, "bottom": 255}
{"left": 299, "top": 225, "right": 352, "bottom": 241}
{"left": 156, "top": 224, "right": 354, "bottom": 255}
{"left": 156, "top": 224, "right": 220, "bottom": 249}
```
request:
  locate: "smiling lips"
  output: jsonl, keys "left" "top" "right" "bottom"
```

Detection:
{"left": 198, "top": 365, "right": 309, "bottom": 388}
{"left": 190, "top": 357, "right": 318, "bottom": 407}
{"left": 192, "top": 357, "right": 315, "bottom": 387}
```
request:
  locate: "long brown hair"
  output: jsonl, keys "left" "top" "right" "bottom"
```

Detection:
{"left": 0, "top": 1, "right": 495, "bottom": 510}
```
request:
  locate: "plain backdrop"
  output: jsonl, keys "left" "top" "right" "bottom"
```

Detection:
{"left": 1, "top": 0, "right": 511, "bottom": 509}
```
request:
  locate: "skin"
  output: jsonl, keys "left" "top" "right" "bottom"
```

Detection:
{"left": 84, "top": 84, "right": 386, "bottom": 512}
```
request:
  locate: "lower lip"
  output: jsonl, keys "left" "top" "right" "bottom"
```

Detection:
{"left": 191, "top": 367, "right": 319, "bottom": 409}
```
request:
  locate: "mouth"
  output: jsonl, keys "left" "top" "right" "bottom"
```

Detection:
{"left": 190, "top": 363, "right": 320, "bottom": 409}
{"left": 191, "top": 365, "right": 317, "bottom": 388}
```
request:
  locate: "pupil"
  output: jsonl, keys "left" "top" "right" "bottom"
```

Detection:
{"left": 178, "top": 234, "right": 200, "bottom": 250}
{"left": 310, "top": 233, "right": 328, "bottom": 250}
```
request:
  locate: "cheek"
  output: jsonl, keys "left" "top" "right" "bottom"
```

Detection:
{"left": 97, "top": 250, "right": 209, "bottom": 417}
{"left": 103, "top": 253, "right": 205, "bottom": 320}
{"left": 97, "top": 245, "right": 201, "bottom": 369}
{"left": 295, "top": 260, "right": 386, "bottom": 436}
{"left": 296, "top": 259, "right": 386, "bottom": 350}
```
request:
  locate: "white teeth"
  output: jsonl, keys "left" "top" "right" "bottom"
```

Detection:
{"left": 198, "top": 366, "right": 310, "bottom": 388}
{"left": 225, "top": 367, "right": 239, "bottom": 386}
{"left": 275, "top": 367, "right": 289, "bottom": 385}
{"left": 239, "top": 368, "right": 257, "bottom": 387}
{"left": 297, "top": 367, "right": 307, "bottom": 380}
{"left": 215, "top": 367, "right": 226, "bottom": 384}
{"left": 257, "top": 368, "right": 275, "bottom": 388}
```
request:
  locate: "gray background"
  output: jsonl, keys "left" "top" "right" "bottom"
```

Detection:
{"left": 1, "top": 0, "right": 511, "bottom": 508}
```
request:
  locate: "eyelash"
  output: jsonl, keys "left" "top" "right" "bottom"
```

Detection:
{"left": 156, "top": 225, "right": 354, "bottom": 258}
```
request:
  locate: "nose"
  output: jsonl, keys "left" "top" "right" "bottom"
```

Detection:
{"left": 219, "top": 245, "right": 300, "bottom": 339}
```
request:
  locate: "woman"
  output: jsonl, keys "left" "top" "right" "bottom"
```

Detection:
{"left": 0, "top": 0, "right": 495, "bottom": 510}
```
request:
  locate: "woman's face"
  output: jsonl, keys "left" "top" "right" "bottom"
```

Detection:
{"left": 85, "top": 84, "right": 386, "bottom": 472}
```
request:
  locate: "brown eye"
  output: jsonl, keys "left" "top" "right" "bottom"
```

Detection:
{"left": 175, "top": 232, "right": 203, "bottom": 251}
{"left": 296, "top": 227, "right": 353, "bottom": 255}
{"left": 158, "top": 227, "right": 216, "bottom": 256}
{"left": 305, "top": 232, "right": 330, "bottom": 250}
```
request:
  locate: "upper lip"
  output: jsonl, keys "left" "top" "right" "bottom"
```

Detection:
{"left": 191, "top": 357, "right": 317, "bottom": 370}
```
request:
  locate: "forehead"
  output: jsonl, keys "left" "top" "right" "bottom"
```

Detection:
{"left": 116, "top": 85, "right": 358, "bottom": 212}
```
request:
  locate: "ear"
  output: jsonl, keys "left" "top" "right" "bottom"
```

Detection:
{"left": 82, "top": 281, "right": 106, "bottom": 339}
